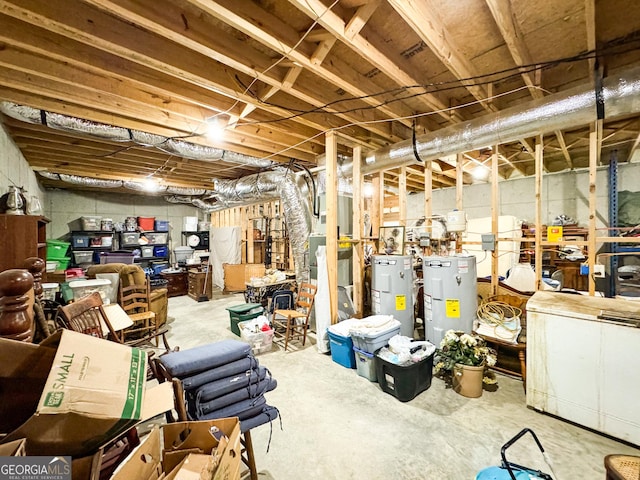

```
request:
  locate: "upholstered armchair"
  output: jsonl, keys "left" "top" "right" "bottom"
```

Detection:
{"left": 85, "top": 263, "right": 168, "bottom": 327}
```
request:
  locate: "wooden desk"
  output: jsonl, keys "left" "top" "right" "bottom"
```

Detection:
{"left": 476, "top": 333, "right": 526, "bottom": 391}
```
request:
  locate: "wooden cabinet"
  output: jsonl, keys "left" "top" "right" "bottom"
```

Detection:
{"left": 0, "top": 214, "right": 49, "bottom": 271}
{"left": 188, "top": 269, "right": 212, "bottom": 300}
{"left": 161, "top": 271, "right": 188, "bottom": 297}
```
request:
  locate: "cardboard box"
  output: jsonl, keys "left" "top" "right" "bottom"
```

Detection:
{"left": 0, "top": 438, "right": 26, "bottom": 456}
{"left": 0, "top": 330, "right": 173, "bottom": 456}
{"left": 112, "top": 418, "right": 241, "bottom": 480}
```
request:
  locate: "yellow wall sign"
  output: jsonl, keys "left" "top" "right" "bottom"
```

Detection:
{"left": 547, "top": 226, "right": 563, "bottom": 242}
{"left": 445, "top": 299, "right": 460, "bottom": 318}
{"left": 395, "top": 295, "right": 406, "bottom": 311}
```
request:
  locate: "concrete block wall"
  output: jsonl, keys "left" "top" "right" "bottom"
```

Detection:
{"left": 44, "top": 190, "right": 204, "bottom": 256}
{"left": 406, "top": 163, "right": 640, "bottom": 227}
{"left": 0, "top": 123, "right": 47, "bottom": 211}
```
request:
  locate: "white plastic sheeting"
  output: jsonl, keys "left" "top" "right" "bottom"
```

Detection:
{"left": 210, "top": 227, "right": 241, "bottom": 289}
{"left": 314, "top": 246, "right": 331, "bottom": 354}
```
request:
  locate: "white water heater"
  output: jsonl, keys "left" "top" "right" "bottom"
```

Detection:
{"left": 371, "top": 255, "right": 415, "bottom": 338}
{"left": 423, "top": 255, "right": 477, "bottom": 347}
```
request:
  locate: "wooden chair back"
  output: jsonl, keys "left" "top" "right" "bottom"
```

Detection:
{"left": 119, "top": 280, "right": 153, "bottom": 315}
{"left": 295, "top": 282, "right": 317, "bottom": 320}
{"left": 57, "top": 292, "right": 121, "bottom": 342}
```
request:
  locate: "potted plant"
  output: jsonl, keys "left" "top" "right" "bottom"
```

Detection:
{"left": 434, "top": 330, "right": 498, "bottom": 398}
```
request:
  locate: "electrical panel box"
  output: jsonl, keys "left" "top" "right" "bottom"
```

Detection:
{"left": 481, "top": 234, "right": 496, "bottom": 251}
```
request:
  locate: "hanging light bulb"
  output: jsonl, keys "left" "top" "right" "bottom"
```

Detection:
{"left": 142, "top": 177, "right": 162, "bottom": 192}
{"left": 205, "top": 114, "right": 230, "bottom": 141}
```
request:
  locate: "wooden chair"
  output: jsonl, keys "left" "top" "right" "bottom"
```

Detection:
{"left": 271, "top": 282, "right": 317, "bottom": 351}
{"left": 119, "top": 280, "right": 161, "bottom": 347}
{"left": 57, "top": 291, "right": 123, "bottom": 342}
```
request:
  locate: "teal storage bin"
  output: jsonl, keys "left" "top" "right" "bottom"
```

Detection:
{"left": 328, "top": 330, "right": 356, "bottom": 369}
{"left": 226, "top": 303, "right": 264, "bottom": 336}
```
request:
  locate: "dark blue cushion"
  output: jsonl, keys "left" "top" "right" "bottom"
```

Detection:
{"left": 193, "top": 377, "right": 277, "bottom": 416}
{"left": 197, "top": 396, "right": 266, "bottom": 421}
{"left": 181, "top": 357, "right": 259, "bottom": 390}
{"left": 191, "top": 366, "right": 267, "bottom": 403}
{"left": 160, "top": 340, "right": 252, "bottom": 378}
{"left": 240, "top": 405, "right": 279, "bottom": 433}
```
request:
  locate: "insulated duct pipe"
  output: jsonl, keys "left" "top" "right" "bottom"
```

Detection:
{"left": 0, "top": 102, "right": 274, "bottom": 169}
{"left": 214, "top": 170, "right": 312, "bottom": 283}
{"left": 363, "top": 65, "right": 640, "bottom": 174}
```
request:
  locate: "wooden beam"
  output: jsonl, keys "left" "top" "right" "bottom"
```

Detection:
{"left": 585, "top": 0, "right": 597, "bottom": 73}
{"left": 588, "top": 125, "right": 599, "bottom": 295}
{"left": 184, "top": 0, "right": 414, "bottom": 133}
{"left": 491, "top": 146, "right": 499, "bottom": 296}
{"left": 485, "top": 0, "right": 575, "bottom": 170}
{"left": 534, "top": 136, "right": 543, "bottom": 291}
{"left": 352, "top": 145, "right": 364, "bottom": 317}
{"left": 389, "top": 0, "right": 497, "bottom": 113}
{"left": 456, "top": 153, "right": 464, "bottom": 210}
{"left": 424, "top": 159, "right": 432, "bottom": 238}
{"left": 398, "top": 166, "right": 407, "bottom": 227}
{"left": 326, "top": 131, "right": 339, "bottom": 324}
{"left": 554, "top": 130, "right": 573, "bottom": 169}
{"left": 626, "top": 131, "right": 640, "bottom": 163}
{"left": 310, "top": 37, "right": 337, "bottom": 66}
{"left": 0, "top": 4, "right": 358, "bottom": 148}
{"left": 345, "top": 0, "right": 380, "bottom": 40}
{"left": 370, "top": 174, "right": 381, "bottom": 241}
{"left": 290, "top": 0, "right": 463, "bottom": 123}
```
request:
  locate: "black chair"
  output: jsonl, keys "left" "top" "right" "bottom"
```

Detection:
{"left": 269, "top": 289, "right": 294, "bottom": 313}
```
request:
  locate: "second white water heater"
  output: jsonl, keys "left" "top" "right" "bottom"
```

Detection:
{"left": 423, "top": 254, "right": 477, "bottom": 347}
{"left": 371, "top": 255, "right": 415, "bottom": 338}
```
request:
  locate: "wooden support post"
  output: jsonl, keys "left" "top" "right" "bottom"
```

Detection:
{"left": 491, "top": 146, "right": 499, "bottom": 296}
{"left": 456, "top": 153, "right": 464, "bottom": 210}
{"left": 454, "top": 153, "right": 465, "bottom": 254}
{"left": 371, "top": 174, "right": 381, "bottom": 243}
{"left": 424, "top": 160, "right": 432, "bottom": 255}
{"left": 326, "top": 131, "right": 339, "bottom": 325}
{"left": 534, "top": 137, "right": 544, "bottom": 291}
{"left": 399, "top": 166, "right": 407, "bottom": 227}
{"left": 588, "top": 125, "right": 600, "bottom": 295}
{"left": 352, "top": 146, "right": 364, "bottom": 316}
{"left": 241, "top": 206, "right": 247, "bottom": 263}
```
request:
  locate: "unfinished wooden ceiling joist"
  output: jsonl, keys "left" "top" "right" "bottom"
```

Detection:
{"left": 0, "top": 0, "right": 638, "bottom": 194}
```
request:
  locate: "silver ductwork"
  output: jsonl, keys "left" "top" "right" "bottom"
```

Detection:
{"left": 214, "top": 169, "right": 312, "bottom": 282}
{"left": 363, "top": 65, "right": 640, "bottom": 174}
{"left": 0, "top": 102, "right": 273, "bottom": 169}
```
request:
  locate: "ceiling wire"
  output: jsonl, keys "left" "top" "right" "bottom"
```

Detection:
{"left": 233, "top": 37, "right": 640, "bottom": 126}
{"left": 253, "top": 85, "right": 537, "bottom": 162}
{"left": 199, "top": 0, "right": 340, "bottom": 130}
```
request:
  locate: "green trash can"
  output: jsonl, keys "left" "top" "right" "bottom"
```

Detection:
{"left": 226, "top": 303, "right": 264, "bottom": 336}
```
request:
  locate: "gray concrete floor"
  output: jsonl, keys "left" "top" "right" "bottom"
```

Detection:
{"left": 148, "top": 288, "right": 639, "bottom": 480}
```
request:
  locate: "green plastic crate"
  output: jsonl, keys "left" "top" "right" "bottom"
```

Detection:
{"left": 48, "top": 256, "right": 71, "bottom": 271}
{"left": 46, "top": 239, "right": 70, "bottom": 258}
{"left": 226, "top": 303, "right": 264, "bottom": 336}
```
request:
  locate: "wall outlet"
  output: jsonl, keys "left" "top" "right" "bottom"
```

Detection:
{"left": 593, "top": 264, "right": 605, "bottom": 278}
